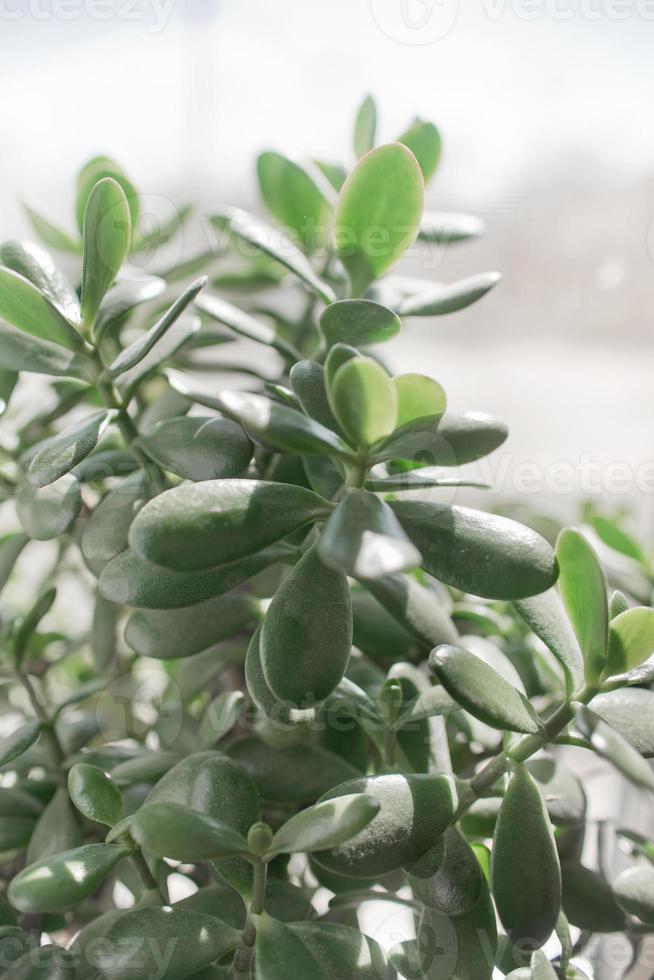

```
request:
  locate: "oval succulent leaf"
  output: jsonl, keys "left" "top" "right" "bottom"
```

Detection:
{"left": 0, "top": 721, "right": 41, "bottom": 769}
{"left": 140, "top": 416, "right": 253, "bottom": 482}
{"left": 261, "top": 546, "right": 352, "bottom": 708}
{"left": 399, "top": 271, "right": 501, "bottom": 317}
{"left": 392, "top": 500, "right": 558, "bottom": 600}
{"left": 289, "top": 360, "right": 341, "bottom": 433}
{"left": 392, "top": 373, "right": 447, "bottom": 434}
{"left": 556, "top": 529, "right": 608, "bottom": 686}
{"left": 419, "top": 210, "right": 484, "bottom": 244}
{"left": 614, "top": 865, "right": 654, "bottom": 925}
{"left": 81, "top": 177, "right": 131, "bottom": 326}
{"left": 96, "top": 907, "right": 241, "bottom": 980}
{"left": 0, "top": 266, "right": 84, "bottom": 352}
{"left": 379, "top": 411, "right": 508, "bottom": 467}
{"left": 406, "top": 827, "right": 484, "bottom": 915}
{"left": 353, "top": 94, "right": 377, "bottom": 158}
{"left": 333, "top": 143, "right": 424, "bottom": 296}
{"left": 319, "top": 299, "right": 401, "bottom": 348}
{"left": 16, "top": 474, "right": 81, "bottom": 541}
{"left": 0, "top": 239, "right": 81, "bottom": 323}
{"left": 268, "top": 794, "right": 380, "bottom": 858}
{"left": 8, "top": 843, "right": 127, "bottom": 914}
{"left": 195, "top": 291, "right": 294, "bottom": 356}
{"left": 604, "top": 606, "right": 654, "bottom": 679}
{"left": 124, "top": 593, "right": 261, "bottom": 660}
{"left": 314, "top": 773, "right": 458, "bottom": 878}
{"left": 318, "top": 488, "right": 421, "bottom": 578}
{"left": 491, "top": 765, "right": 562, "bottom": 949}
{"left": 67, "top": 764, "right": 122, "bottom": 827}
{"left": 330, "top": 357, "right": 398, "bottom": 448}
{"left": 0, "top": 322, "right": 88, "bottom": 378}
{"left": 514, "top": 589, "right": 585, "bottom": 696}
{"left": 129, "top": 479, "right": 331, "bottom": 572}
{"left": 429, "top": 645, "right": 542, "bottom": 735}
{"left": 361, "top": 573, "right": 459, "bottom": 648}
{"left": 131, "top": 802, "right": 249, "bottom": 861}
{"left": 93, "top": 274, "right": 166, "bottom": 341}
{"left": 397, "top": 118, "right": 441, "bottom": 182}
{"left": 256, "top": 151, "right": 333, "bottom": 251}
{"left": 27, "top": 410, "right": 113, "bottom": 488}
{"left": 215, "top": 389, "right": 352, "bottom": 457}
{"left": 591, "top": 688, "right": 654, "bottom": 757}
{"left": 573, "top": 705, "right": 654, "bottom": 791}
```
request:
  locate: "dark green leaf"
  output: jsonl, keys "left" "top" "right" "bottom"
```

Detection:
{"left": 81, "top": 177, "right": 131, "bottom": 326}
{"left": 561, "top": 863, "right": 625, "bottom": 932}
{"left": 491, "top": 765, "right": 561, "bottom": 949}
{"left": 0, "top": 267, "right": 84, "bottom": 351}
{"left": 574, "top": 705, "right": 654, "bottom": 791}
{"left": 16, "top": 474, "right": 81, "bottom": 540}
{"left": 429, "top": 645, "right": 541, "bottom": 735}
{"left": 195, "top": 291, "right": 297, "bottom": 359}
{"left": 319, "top": 488, "right": 420, "bottom": 578}
{"left": 131, "top": 802, "right": 249, "bottom": 861}
{"left": 8, "top": 842, "right": 127, "bottom": 913}
{"left": 93, "top": 274, "right": 166, "bottom": 341}
{"left": 319, "top": 299, "right": 401, "bottom": 348}
{"left": 399, "top": 272, "right": 500, "bottom": 317}
{"left": 269, "top": 794, "right": 380, "bottom": 858}
{"left": 379, "top": 411, "right": 508, "bottom": 467}
{"left": 68, "top": 763, "right": 122, "bottom": 826}
{"left": 614, "top": 864, "right": 654, "bottom": 925}
{"left": 556, "top": 528, "right": 608, "bottom": 686}
{"left": 314, "top": 773, "right": 458, "bottom": 878}
{"left": 0, "top": 322, "right": 89, "bottom": 378}
{"left": 27, "top": 410, "right": 112, "bottom": 488}
{"left": 0, "top": 240, "right": 80, "bottom": 323}
{"left": 124, "top": 594, "right": 261, "bottom": 660}
{"left": 592, "top": 688, "right": 654, "bottom": 757}
{"left": 333, "top": 143, "right": 424, "bottom": 296}
{"left": 407, "top": 827, "right": 483, "bottom": 915}
{"left": 261, "top": 546, "right": 352, "bottom": 708}
{"left": 198, "top": 691, "right": 246, "bottom": 749}
{"left": 26, "top": 787, "right": 81, "bottom": 864}
{"left": 129, "top": 479, "right": 331, "bottom": 572}
{"left": 290, "top": 360, "right": 341, "bottom": 433}
{"left": 393, "top": 500, "right": 558, "bottom": 600}
{"left": 81, "top": 471, "right": 151, "bottom": 567}
{"left": 360, "top": 574, "right": 459, "bottom": 648}
{"left": 0, "top": 722, "right": 41, "bottom": 769}
{"left": 514, "top": 589, "right": 585, "bottom": 696}
{"left": 227, "top": 738, "right": 360, "bottom": 804}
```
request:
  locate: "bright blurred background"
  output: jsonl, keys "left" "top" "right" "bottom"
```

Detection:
{"left": 3, "top": 0, "right": 654, "bottom": 540}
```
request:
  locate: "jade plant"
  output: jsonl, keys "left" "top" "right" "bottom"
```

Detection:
{"left": 0, "top": 95, "right": 653, "bottom": 979}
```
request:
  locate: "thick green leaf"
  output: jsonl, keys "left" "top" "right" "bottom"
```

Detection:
{"left": 26, "top": 787, "right": 81, "bottom": 864}
{"left": 198, "top": 691, "right": 246, "bottom": 749}
{"left": 514, "top": 589, "right": 585, "bottom": 696}
{"left": 0, "top": 267, "right": 84, "bottom": 351}
{"left": 3, "top": 943, "right": 76, "bottom": 979}
{"left": 398, "top": 118, "right": 441, "bottom": 181}
{"left": 289, "top": 360, "right": 341, "bottom": 433}
{"left": 0, "top": 240, "right": 80, "bottom": 323}
{"left": 95, "top": 907, "right": 241, "bottom": 980}
{"left": 27, "top": 410, "right": 112, "bottom": 488}
{"left": 379, "top": 411, "right": 508, "bottom": 467}
{"left": 561, "top": 863, "right": 625, "bottom": 932}
{"left": 131, "top": 802, "right": 249, "bottom": 861}
{"left": 256, "top": 151, "right": 332, "bottom": 251}
{"left": 333, "top": 143, "right": 424, "bottom": 295}
{"left": 399, "top": 272, "right": 500, "bottom": 317}
{"left": 604, "top": 606, "right": 654, "bottom": 678}
{"left": 429, "top": 645, "right": 541, "bottom": 735}
{"left": 592, "top": 688, "right": 654, "bottom": 757}
{"left": 591, "top": 514, "right": 644, "bottom": 563}
{"left": 107, "top": 277, "right": 206, "bottom": 377}
{"left": 353, "top": 94, "right": 377, "bottom": 158}
{"left": 361, "top": 574, "right": 458, "bottom": 648}
{"left": 129, "top": 479, "right": 330, "bottom": 571}
{"left": 410, "top": 882, "right": 497, "bottom": 980}
{"left": 314, "top": 773, "right": 458, "bottom": 878}
{"left": 141, "top": 416, "right": 253, "bottom": 482}
{"left": 257, "top": 917, "right": 392, "bottom": 980}
{"left": 92, "top": 590, "right": 117, "bottom": 670}
{"left": 255, "top": 913, "right": 326, "bottom": 980}
{"left": 227, "top": 738, "right": 360, "bottom": 804}
{"left": 99, "top": 541, "right": 292, "bottom": 609}
{"left": 392, "top": 373, "right": 446, "bottom": 434}
{"left": 81, "top": 471, "right": 151, "bottom": 567}
{"left": 319, "top": 488, "right": 420, "bottom": 578}
{"left": 261, "top": 546, "right": 352, "bottom": 708}
{"left": 407, "top": 827, "right": 483, "bottom": 915}
{"left": 392, "top": 501, "right": 558, "bottom": 600}
{"left": 491, "top": 765, "right": 561, "bottom": 949}
{"left": 0, "top": 323, "right": 88, "bottom": 377}
{"left": 12, "top": 587, "right": 57, "bottom": 669}
{"left": 124, "top": 593, "right": 261, "bottom": 660}
{"left": 8, "top": 843, "right": 127, "bottom": 913}
{"left": 76, "top": 155, "right": 139, "bottom": 234}
{"left": 330, "top": 357, "right": 398, "bottom": 447}
{"left": 526, "top": 757, "right": 586, "bottom": 827}
{"left": 0, "top": 722, "right": 41, "bottom": 769}
{"left": 211, "top": 208, "right": 335, "bottom": 303}
{"left": 16, "top": 474, "right": 81, "bottom": 541}
{"left": 614, "top": 865, "right": 654, "bottom": 925}
{"left": 23, "top": 204, "right": 80, "bottom": 254}
{"left": 269, "top": 794, "right": 380, "bottom": 858}
{"left": 93, "top": 274, "right": 166, "bottom": 341}
{"left": 195, "top": 291, "right": 296, "bottom": 359}
{"left": 81, "top": 178, "right": 131, "bottom": 326}
{"left": 212, "top": 389, "right": 351, "bottom": 457}
{"left": 245, "top": 625, "right": 295, "bottom": 725}
{"left": 319, "top": 299, "right": 401, "bottom": 348}
{"left": 67, "top": 763, "right": 122, "bottom": 826}
{"left": 574, "top": 705, "right": 654, "bottom": 791}
{"left": 366, "top": 472, "right": 488, "bottom": 492}
{"left": 556, "top": 529, "right": 608, "bottom": 685}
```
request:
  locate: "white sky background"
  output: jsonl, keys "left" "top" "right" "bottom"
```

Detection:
{"left": 2, "top": 0, "right": 654, "bottom": 528}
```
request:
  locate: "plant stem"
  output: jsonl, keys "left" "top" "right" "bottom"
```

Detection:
{"left": 129, "top": 844, "right": 167, "bottom": 903}
{"left": 233, "top": 860, "right": 268, "bottom": 979}
{"left": 16, "top": 672, "right": 67, "bottom": 777}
